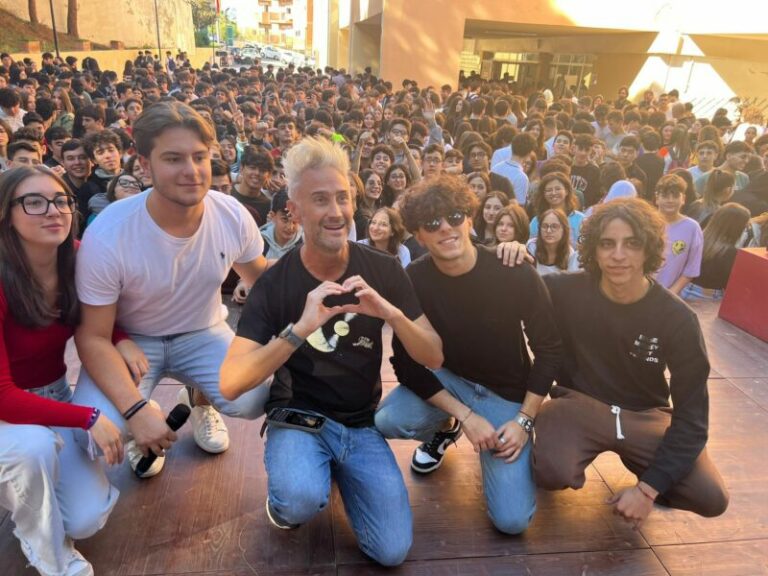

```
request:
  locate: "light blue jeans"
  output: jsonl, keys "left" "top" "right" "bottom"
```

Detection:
{"left": 265, "top": 417, "right": 412, "bottom": 566}
{"left": 73, "top": 320, "right": 269, "bottom": 442}
{"left": 0, "top": 377, "right": 118, "bottom": 576}
{"left": 375, "top": 368, "right": 536, "bottom": 535}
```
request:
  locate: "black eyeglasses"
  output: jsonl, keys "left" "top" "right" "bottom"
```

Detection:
{"left": 11, "top": 193, "right": 76, "bottom": 215}
{"left": 420, "top": 211, "right": 466, "bottom": 233}
{"left": 117, "top": 178, "right": 142, "bottom": 189}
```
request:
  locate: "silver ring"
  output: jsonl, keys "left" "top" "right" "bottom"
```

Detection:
{"left": 499, "top": 436, "right": 507, "bottom": 444}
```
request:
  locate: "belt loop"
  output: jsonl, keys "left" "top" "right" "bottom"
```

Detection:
{"left": 610, "top": 405, "right": 625, "bottom": 440}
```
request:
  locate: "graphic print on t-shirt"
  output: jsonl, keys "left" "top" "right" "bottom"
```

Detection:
{"left": 672, "top": 240, "right": 687, "bottom": 255}
{"left": 306, "top": 313, "right": 358, "bottom": 352}
{"left": 630, "top": 334, "right": 660, "bottom": 364}
{"left": 571, "top": 174, "right": 588, "bottom": 195}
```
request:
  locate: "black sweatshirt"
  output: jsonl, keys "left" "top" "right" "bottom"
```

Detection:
{"left": 391, "top": 246, "right": 562, "bottom": 404}
{"left": 544, "top": 272, "right": 710, "bottom": 494}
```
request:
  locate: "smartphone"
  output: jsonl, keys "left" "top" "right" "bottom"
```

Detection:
{"left": 323, "top": 292, "right": 359, "bottom": 308}
{"left": 267, "top": 408, "right": 326, "bottom": 433}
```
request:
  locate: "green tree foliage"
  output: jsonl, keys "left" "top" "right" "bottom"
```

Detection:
{"left": 189, "top": 0, "right": 216, "bottom": 30}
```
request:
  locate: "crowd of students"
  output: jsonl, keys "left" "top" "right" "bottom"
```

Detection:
{"left": 0, "top": 48, "right": 758, "bottom": 574}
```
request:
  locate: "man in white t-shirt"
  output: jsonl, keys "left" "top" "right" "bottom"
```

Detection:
{"left": 73, "top": 102, "right": 270, "bottom": 477}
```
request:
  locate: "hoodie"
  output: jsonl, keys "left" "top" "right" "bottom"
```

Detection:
{"left": 259, "top": 221, "right": 303, "bottom": 260}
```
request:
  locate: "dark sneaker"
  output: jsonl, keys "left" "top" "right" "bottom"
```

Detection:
{"left": 265, "top": 499, "right": 300, "bottom": 530}
{"left": 411, "top": 419, "right": 463, "bottom": 474}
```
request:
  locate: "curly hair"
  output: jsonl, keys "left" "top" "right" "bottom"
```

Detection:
{"left": 400, "top": 174, "right": 479, "bottom": 233}
{"left": 578, "top": 198, "right": 666, "bottom": 275}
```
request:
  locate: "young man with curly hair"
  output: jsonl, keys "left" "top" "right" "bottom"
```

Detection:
{"left": 375, "top": 175, "right": 562, "bottom": 535}
{"left": 535, "top": 198, "right": 729, "bottom": 529}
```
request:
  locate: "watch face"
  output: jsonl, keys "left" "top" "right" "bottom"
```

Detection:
{"left": 517, "top": 416, "right": 533, "bottom": 433}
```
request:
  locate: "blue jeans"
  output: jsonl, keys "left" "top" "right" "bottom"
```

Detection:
{"left": 0, "top": 377, "right": 118, "bottom": 576}
{"left": 73, "top": 320, "right": 269, "bottom": 442}
{"left": 264, "top": 417, "right": 412, "bottom": 566}
{"left": 375, "top": 368, "right": 536, "bottom": 535}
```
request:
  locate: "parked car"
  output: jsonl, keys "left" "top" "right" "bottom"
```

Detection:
{"left": 261, "top": 46, "right": 283, "bottom": 62}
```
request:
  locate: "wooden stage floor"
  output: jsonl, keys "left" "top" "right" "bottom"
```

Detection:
{"left": 2, "top": 299, "right": 767, "bottom": 575}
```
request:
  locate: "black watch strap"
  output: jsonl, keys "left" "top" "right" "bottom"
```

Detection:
{"left": 279, "top": 323, "right": 304, "bottom": 348}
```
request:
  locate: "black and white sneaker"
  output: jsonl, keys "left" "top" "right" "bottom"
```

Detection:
{"left": 265, "top": 499, "right": 300, "bottom": 530}
{"left": 411, "top": 419, "right": 463, "bottom": 474}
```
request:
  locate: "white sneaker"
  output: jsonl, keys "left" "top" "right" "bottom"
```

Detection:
{"left": 125, "top": 439, "right": 165, "bottom": 478}
{"left": 66, "top": 549, "right": 94, "bottom": 576}
{"left": 177, "top": 387, "right": 230, "bottom": 454}
{"left": 125, "top": 399, "right": 165, "bottom": 479}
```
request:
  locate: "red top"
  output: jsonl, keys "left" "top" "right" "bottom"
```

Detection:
{"left": 0, "top": 284, "right": 124, "bottom": 429}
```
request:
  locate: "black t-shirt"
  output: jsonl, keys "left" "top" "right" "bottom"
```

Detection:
{"left": 694, "top": 246, "right": 738, "bottom": 290}
{"left": 233, "top": 190, "right": 271, "bottom": 226}
{"left": 626, "top": 163, "right": 649, "bottom": 198}
{"left": 489, "top": 172, "right": 515, "bottom": 200}
{"left": 636, "top": 153, "right": 665, "bottom": 198}
{"left": 570, "top": 163, "right": 602, "bottom": 208}
{"left": 544, "top": 272, "right": 710, "bottom": 494}
{"left": 391, "top": 246, "right": 561, "bottom": 403}
{"left": 237, "top": 242, "right": 423, "bottom": 427}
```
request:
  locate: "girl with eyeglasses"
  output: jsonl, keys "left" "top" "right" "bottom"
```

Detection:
{"left": 87, "top": 172, "right": 143, "bottom": 225}
{"left": 0, "top": 166, "right": 146, "bottom": 576}
{"left": 382, "top": 163, "right": 412, "bottom": 208}
{"left": 526, "top": 208, "right": 580, "bottom": 275}
{"left": 529, "top": 172, "right": 585, "bottom": 247}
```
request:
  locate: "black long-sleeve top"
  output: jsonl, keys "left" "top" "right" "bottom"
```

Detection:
{"left": 391, "top": 246, "right": 562, "bottom": 404}
{"left": 544, "top": 272, "right": 711, "bottom": 495}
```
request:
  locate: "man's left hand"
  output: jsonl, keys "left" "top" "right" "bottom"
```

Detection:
{"left": 606, "top": 484, "right": 656, "bottom": 529}
{"left": 493, "top": 419, "right": 530, "bottom": 462}
{"left": 340, "top": 275, "right": 397, "bottom": 321}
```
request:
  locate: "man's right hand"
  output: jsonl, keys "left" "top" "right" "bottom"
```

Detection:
{"left": 461, "top": 412, "right": 500, "bottom": 453}
{"left": 294, "top": 281, "right": 349, "bottom": 337}
{"left": 126, "top": 402, "right": 177, "bottom": 457}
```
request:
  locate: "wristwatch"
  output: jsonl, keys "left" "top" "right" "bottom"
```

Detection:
{"left": 279, "top": 323, "right": 305, "bottom": 348}
{"left": 515, "top": 413, "right": 534, "bottom": 434}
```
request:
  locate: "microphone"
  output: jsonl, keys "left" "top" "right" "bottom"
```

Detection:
{"left": 134, "top": 403, "right": 191, "bottom": 477}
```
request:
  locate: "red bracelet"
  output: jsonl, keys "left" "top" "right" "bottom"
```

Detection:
{"left": 636, "top": 484, "right": 656, "bottom": 502}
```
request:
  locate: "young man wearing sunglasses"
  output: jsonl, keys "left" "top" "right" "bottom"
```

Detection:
{"left": 375, "top": 175, "right": 562, "bottom": 535}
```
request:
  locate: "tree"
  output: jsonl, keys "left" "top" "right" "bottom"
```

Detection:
{"left": 28, "top": 0, "right": 38, "bottom": 24}
{"left": 67, "top": 0, "right": 79, "bottom": 37}
{"left": 189, "top": 0, "right": 216, "bottom": 30}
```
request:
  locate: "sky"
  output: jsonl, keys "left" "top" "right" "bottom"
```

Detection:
{"left": 221, "top": 0, "right": 259, "bottom": 30}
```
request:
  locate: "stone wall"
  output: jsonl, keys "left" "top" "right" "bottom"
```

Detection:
{"left": 0, "top": 0, "right": 195, "bottom": 52}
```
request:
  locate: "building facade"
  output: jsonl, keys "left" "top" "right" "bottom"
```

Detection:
{"left": 312, "top": 0, "right": 768, "bottom": 108}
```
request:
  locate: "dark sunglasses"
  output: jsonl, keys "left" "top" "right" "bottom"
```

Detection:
{"left": 420, "top": 211, "right": 466, "bottom": 233}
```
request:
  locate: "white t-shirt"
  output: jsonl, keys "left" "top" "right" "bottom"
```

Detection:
{"left": 77, "top": 190, "right": 263, "bottom": 336}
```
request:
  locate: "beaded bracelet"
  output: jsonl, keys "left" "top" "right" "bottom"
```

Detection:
{"left": 122, "top": 399, "right": 148, "bottom": 421}
{"left": 86, "top": 408, "right": 101, "bottom": 430}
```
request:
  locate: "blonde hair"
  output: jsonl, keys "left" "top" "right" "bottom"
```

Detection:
{"left": 283, "top": 136, "right": 350, "bottom": 199}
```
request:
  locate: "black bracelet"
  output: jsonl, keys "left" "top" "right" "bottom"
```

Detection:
{"left": 122, "top": 399, "right": 148, "bottom": 421}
